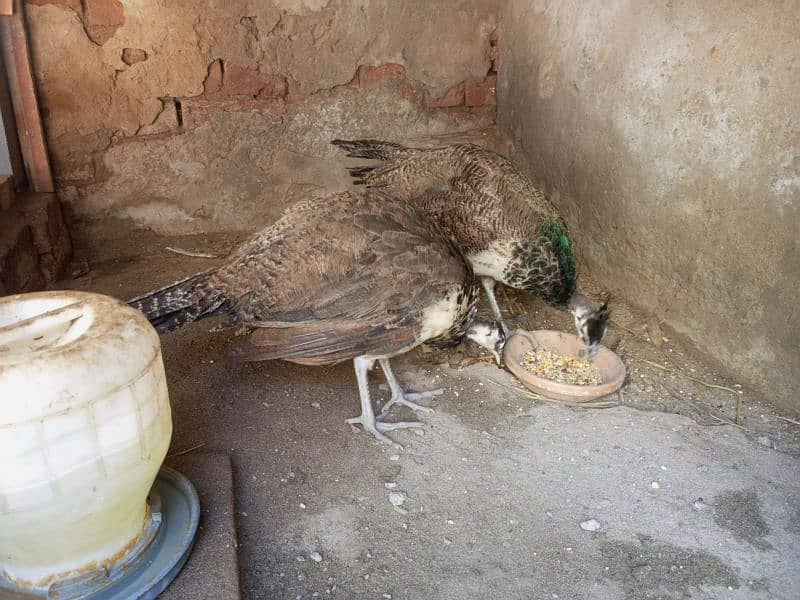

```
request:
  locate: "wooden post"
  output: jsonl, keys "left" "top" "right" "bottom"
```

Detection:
{"left": 0, "top": 0, "right": 54, "bottom": 193}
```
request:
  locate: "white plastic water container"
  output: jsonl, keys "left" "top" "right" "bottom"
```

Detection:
{"left": 0, "top": 291, "right": 172, "bottom": 589}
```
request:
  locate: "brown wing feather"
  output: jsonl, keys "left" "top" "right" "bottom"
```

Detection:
{"left": 214, "top": 190, "right": 469, "bottom": 364}
{"left": 231, "top": 318, "right": 420, "bottom": 365}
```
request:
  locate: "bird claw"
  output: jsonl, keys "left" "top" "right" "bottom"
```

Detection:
{"left": 378, "top": 388, "right": 442, "bottom": 419}
{"left": 345, "top": 415, "right": 423, "bottom": 449}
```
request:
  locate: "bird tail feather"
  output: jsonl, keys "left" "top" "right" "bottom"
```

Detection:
{"left": 127, "top": 268, "right": 228, "bottom": 333}
{"left": 331, "top": 139, "right": 407, "bottom": 161}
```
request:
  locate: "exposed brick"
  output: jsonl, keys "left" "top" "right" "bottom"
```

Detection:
{"left": 465, "top": 73, "right": 497, "bottom": 107}
{"left": 358, "top": 63, "right": 405, "bottom": 87}
{"left": 425, "top": 82, "right": 464, "bottom": 108}
{"left": 25, "top": 0, "right": 81, "bottom": 10}
{"left": 285, "top": 93, "right": 306, "bottom": 104}
{"left": 284, "top": 76, "right": 307, "bottom": 102}
{"left": 256, "top": 74, "right": 288, "bottom": 99}
{"left": 223, "top": 63, "right": 271, "bottom": 97}
{"left": 121, "top": 48, "right": 147, "bottom": 66}
{"left": 82, "top": 0, "right": 124, "bottom": 45}
{"left": 399, "top": 81, "right": 423, "bottom": 106}
{"left": 203, "top": 60, "right": 223, "bottom": 95}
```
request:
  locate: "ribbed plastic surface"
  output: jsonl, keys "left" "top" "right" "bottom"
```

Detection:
{"left": 0, "top": 291, "right": 173, "bottom": 589}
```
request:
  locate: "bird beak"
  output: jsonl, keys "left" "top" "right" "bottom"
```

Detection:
{"left": 494, "top": 338, "right": 506, "bottom": 366}
{"left": 491, "top": 348, "right": 502, "bottom": 366}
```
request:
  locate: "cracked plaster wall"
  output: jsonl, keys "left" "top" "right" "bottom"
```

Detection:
{"left": 26, "top": 0, "right": 499, "bottom": 231}
{"left": 498, "top": 0, "right": 800, "bottom": 410}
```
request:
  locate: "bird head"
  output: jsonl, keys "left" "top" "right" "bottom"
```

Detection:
{"left": 568, "top": 293, "right": 610, "bottom": 361}
{"left": 465, "top": 318, "right": 506, "bottom": 365}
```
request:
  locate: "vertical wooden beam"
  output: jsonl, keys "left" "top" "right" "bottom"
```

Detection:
{"left": 0, "top": 0, "right": 54, "bottom": 193}
{"left": 0, "top": 30, "right": 27, "bottom": 190}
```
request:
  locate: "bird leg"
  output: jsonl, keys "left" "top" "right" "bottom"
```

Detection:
{"left": 377, "top": 358, "right": 441, "bottom": 419}
{"left": 346, "top": 357, "right": 422, "bottom": 448}
{"left": 481, "top": 277, "right": 509, "bottom": 335}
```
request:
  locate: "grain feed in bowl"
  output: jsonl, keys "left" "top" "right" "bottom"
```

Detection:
{"left": 520, "top": 348, "right": 602, "bottom": 385}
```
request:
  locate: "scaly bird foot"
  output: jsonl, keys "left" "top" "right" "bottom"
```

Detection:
{"left": 378, "top": 388, "right": 442, "bottom": 419}
{"left": 345, "top": 415, "right": 423, "bottom": 449}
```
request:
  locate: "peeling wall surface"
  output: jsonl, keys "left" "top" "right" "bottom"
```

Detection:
{"left": 26, "top": 0, "right": 499, "bottom": 231}
{"left": 498, "top": 0, "right": 800, "bottom": 408}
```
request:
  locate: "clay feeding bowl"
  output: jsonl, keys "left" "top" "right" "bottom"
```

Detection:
{"left": 503, "top": 329, "right": 626, "bottom": 404}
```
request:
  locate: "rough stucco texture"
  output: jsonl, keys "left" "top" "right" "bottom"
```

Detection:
{"left": 498, "top": 0, "right": 799, "bottom": 409}
{"left": 26, "top": 0, "right": 499, "bottom": 230}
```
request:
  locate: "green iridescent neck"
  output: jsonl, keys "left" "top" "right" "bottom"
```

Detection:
{"left": 540, "top": 217, "right": 577, "bottom": 304}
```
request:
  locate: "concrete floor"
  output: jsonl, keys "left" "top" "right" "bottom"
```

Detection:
{"left": 61, "top": 176, "right": 800, "bottom": 599}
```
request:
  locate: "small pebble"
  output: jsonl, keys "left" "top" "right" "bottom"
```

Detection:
{"left": 383, "top": 595, "right": 392, "bottom": 599}
{"left": 443, "top": 537, "right": 452, "bottom": 545}
{"left": 447, "top": 519, "right": 454, "bottom": 525}
{"left": 385, "top": 482, "right": 397, "bottom": 489}
{"left": 693, "top": 498, "right": 706, "bottom": 510}
{"left": 389, "top": 491, "right": 407, "bottom": 506}
{"left": 299, "top": 502, "right": 307, "bottom": 509}
{"left": 296, "top": 556, "right": 306, "bottom": 562}
{"left": 651, "top": 481, "right": 662, "bottom": 489}
{"left": 310, "top": 551, "right": 323, "bottom": 562}
{"left": 389, "top": 454, "right": 400, "bottom": 461}
{"left": 580, "top": 519, "right": 601, "bottom": 532}
{"left": 311, "top": 401, "right": 321, "bottom": 409}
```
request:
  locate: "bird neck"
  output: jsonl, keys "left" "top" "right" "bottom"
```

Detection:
{"left": 540, "top": 217, "right": 577, "bottom": 305}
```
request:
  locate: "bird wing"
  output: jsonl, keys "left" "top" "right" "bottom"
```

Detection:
{"left": 227, "top": 191, "right": 469, "bottom": 365}
{"left": 332, "top": 139, "right": 463, "bottom": 199}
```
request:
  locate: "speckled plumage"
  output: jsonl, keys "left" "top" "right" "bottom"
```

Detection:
{"left": 332, "top": 140, "right": 577, "bottom": 305}
{"left": 128, "top": 190, "right": 479, "bottom": 366}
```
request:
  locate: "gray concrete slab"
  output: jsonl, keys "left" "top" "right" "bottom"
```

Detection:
{"left": 161, "top": 451, "right": 241, "bottom": 600}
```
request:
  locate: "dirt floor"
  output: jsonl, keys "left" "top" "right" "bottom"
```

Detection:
{"left": 60, "top": 171, "right": 800, "bottom": 599}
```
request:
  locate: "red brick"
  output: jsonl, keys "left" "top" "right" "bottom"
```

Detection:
{"left": 82, "top": 0, "right": 124, "bottom": 45}
{"left": 203, "top": 60, "right": 223, "bottom": 95}
{"left": 399, "top": 81, "right": 423, "bottom": 106}
{"left": 284, "top": 77, "right": 307, "bottom": 102}
{"left": 425, "top": 82, "right": 464, "bottom": 108}
{"left": 358, "top": 63, "right": 405, "bottom": 87}
{"left": 256, "top": 74, "right": 288, "bottom": 99}
{"left": 26, "top": 0, "right": 80, "bottom": 9}
{"left": 222, "top": 64, "right": 261, "bottom": 96}
{"left": 465, "top": 73, "right": 497, "bottom": 107}
{"left": 223, "top": 64, "right": 285, "bottom": 98}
